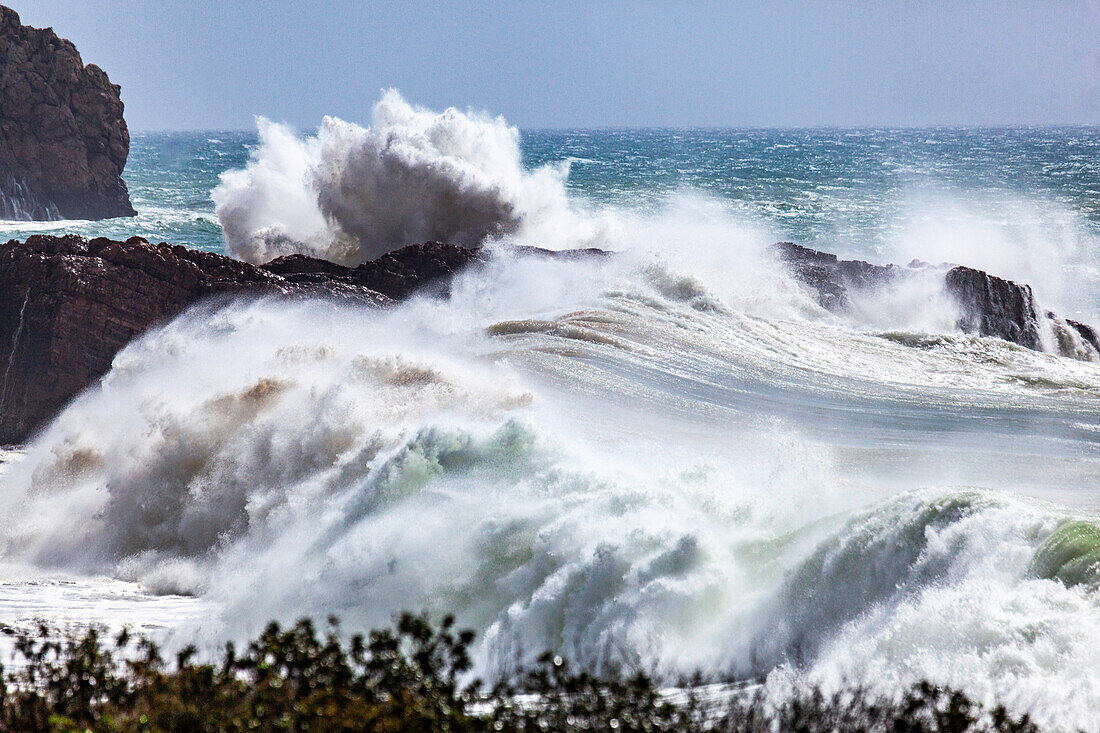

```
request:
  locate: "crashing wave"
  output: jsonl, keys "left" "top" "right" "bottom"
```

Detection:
{"left": 213, "top": 90, "right": 574, "bottom": 265}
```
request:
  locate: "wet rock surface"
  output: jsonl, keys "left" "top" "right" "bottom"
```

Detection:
{"left": 263, "top": 242, "right": 486, "bottom": 300}
{"left": 775, "top": 241, "right": 1092, "bottom": 357}
{"left": 0, "top": 236, "right": 485, "bottom": 444}
{"left": 944, "top": 265, "right": 1042, "bottom": 351}
{"left": 775, "top": 242, "right": 898, "bottom": 312}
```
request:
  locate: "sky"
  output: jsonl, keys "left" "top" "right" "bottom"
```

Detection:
{"left": 11, "top": 0, "right": 1100, "bottom": 131}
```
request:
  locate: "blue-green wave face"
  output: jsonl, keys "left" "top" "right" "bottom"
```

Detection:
{"left": 1031, "top": 520, "right": 1100, "bottom": 590}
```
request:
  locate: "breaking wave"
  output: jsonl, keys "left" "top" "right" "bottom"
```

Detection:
{"left": 213, "top": 90, "right": 581, "bottom": 265}
{"left": 5, "top": 98, "right": 1100, "bottom": 730}
{"left": 3, "top": 238, "right": 1100, "bottom": 728}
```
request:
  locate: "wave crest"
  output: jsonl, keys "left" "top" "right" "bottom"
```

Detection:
{"left": 213, "top": 90, "right": 573, "bottom": 265}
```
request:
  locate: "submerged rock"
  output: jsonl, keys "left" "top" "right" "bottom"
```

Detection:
{"left": 0, "top": 5, "right": 135, "bottom": 220}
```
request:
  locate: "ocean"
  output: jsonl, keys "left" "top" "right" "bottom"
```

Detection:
{"left": 2, "top": 99, "right": 1100, "bottom": 729}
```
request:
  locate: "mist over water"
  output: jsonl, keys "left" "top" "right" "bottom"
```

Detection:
{"left": 3, "top": 96, "right": 1100, "bottom": 729}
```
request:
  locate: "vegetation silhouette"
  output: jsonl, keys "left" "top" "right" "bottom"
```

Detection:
{"left": 0, "top": 614, "right": 1043, "bottom": 732}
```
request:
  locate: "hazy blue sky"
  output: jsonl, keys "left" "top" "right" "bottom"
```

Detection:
{"left": 12, "top": 1, "right": 1100, "bottom": 130}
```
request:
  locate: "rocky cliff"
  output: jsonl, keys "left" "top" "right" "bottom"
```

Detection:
{"left": 0, "top": 5, "right": 134, "bottom": 220}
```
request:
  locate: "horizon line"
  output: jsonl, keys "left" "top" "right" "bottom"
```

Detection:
{"left": 129, "top": 122, "right": 1100, "bottom": 135}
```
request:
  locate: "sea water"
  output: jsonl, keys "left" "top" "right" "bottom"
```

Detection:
{"left": 2, "top": 95, "right": 1100, "bottom": 729}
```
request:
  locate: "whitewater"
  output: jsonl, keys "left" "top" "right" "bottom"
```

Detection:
{"left": 3, "top": 93, "right": 1100, "bottom": 730}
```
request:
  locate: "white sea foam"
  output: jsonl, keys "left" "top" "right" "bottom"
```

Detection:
{"left": 2, "top": 239, "right": 1100, "bottom": 728}
{"left": 213, "top": 90, "right": 588, "bottom": 265}
{"left": 5, "top": 99, "right": 1100, "bottom": 731}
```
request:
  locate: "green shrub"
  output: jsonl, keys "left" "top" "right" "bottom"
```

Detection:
{"left": 0, "top": 615, "right": 1043, "bottom": 732}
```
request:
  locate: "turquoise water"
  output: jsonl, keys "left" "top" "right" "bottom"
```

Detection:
{"left": 5, "top": 125, "right": 1098, "bottom": 318}
{"left": 526, "top": 127, "right": 1100, "bottom": 256}
{"left": 5, "top": 126, "right": 1099, "bottom": 261}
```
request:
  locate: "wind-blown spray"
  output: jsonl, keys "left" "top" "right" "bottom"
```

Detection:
{"left": 213, "top": 90, "right": 576, "bottom": 264}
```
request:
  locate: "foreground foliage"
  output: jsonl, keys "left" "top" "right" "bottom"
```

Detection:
{"left": 0, "top": 614, "right": 1041, "bottom": 732}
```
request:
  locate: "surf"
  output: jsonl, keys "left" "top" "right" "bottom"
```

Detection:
{"left": 3, "top": 94, "right": 1100, "bottom": 730}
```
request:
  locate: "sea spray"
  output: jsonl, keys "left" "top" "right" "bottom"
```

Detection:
{"left": 6, "top": 106, "right": 1100, "bottom": 729}
{"left": 213, "top": 90, "right": 580, "bottom": 265}
{"left": 885, "top": 193, "right": 1098, "bottom": 321}
{"left": 3, "top": 242, "right": 1100, "bottom": 728}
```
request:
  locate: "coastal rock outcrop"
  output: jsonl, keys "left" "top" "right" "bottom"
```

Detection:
{"left": 0, "top": 234, "right": 1093, "bottom": 444}
{"left": 774, "top": 242, "right": 898, "bottom": 312}
{"left": 944, "top": 265, "right": 1042, "bottom": 351}
{"left": 775, "top": 241, "right": 1091, "bottom": 358}
{"left": 0, "top": 5, "right": 135, "bottom": 220}
{"left": 0, "top": 235, "right": 484, "bottom": 444}
{"left": 264, "top": 242, "right": 487, "bottom": 300}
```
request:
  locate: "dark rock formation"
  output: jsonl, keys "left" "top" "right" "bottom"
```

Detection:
{"left": 775, "top": 242, "right": 898, "bottom": 311}
{"left": 264, "top": 242, "right": 486, "bottom": 300}
{"left": 0, "top": 5, "right": 135, "bottom": 220}
{"left": 263, "top": 243, "right": 609, "bottom": 300}
{"left": 775, "top": 241, "right": 1093, "bottom": 358}
{"left": 0, "top": 236, "right": 488, "bottom": 444}
{"left": 944, "top": 266, "right": 1042, "bottom": 350}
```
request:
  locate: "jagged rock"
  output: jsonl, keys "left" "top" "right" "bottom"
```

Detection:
{"left": 0, "top": 235, "right": 407, "bottom": 444}
{"left": 262, "top": 243, "right": 609, "bottom": 300}
{"left": 775, "top": 241, "right": 1091, "bottom": 357}
{"left": 944, "top": 266, "right": 1042, "bottom": 350}
{"left": 263, "top": 242, "right": 486, "bottom": 300}
{"left": 0, "top": 5, "right": 134, "bottom": 219}
{"left": 775, "top": 242, "right": 897, "bottom": 311}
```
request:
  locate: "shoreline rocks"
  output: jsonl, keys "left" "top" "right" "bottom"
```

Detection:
{"left": 0, "top": 235, "right": 484, "bottom": 444}
{"left": 0, "top": 235, "right": 1094, "bottom": 445}
{"left": 264, "top": 242, "right": 486, "bottom": 301}
{"left": 0, "top": 5, "right": 135, "bottom": 220}
{"left": 774, "top": 241, "right": 1096, "bottom": 357}
{"left": 944, "top": 265, "right": 1042, "bottom": 351}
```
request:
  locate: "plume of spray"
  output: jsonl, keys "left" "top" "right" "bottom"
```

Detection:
{"left": 11, "top": 92, "right": 1100, "bottom": 729}
{"left": 884, "top": 192, "right": 1100, "bottom": 323}
{"left": 213, "top": 90, "right": 579, "bottom": 265}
